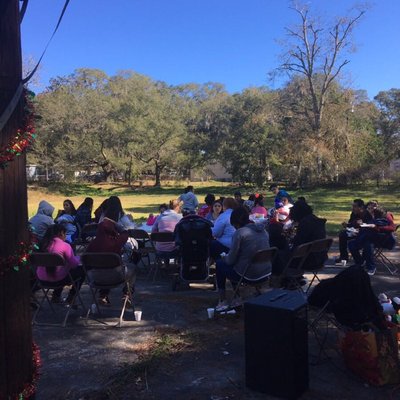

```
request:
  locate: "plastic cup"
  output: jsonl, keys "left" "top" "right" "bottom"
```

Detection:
{"left": 341, "top": 260, "right": 347, "bottom": 267}
{"left": 207, "top": 308, "right": 215, "bottom": 319}
{"left": 134, "top": 311, "right": 142, "bottom": 321}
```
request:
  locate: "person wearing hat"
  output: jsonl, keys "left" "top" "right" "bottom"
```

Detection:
{"left": 234, "top": 191, "right": 244, "bottom": 206}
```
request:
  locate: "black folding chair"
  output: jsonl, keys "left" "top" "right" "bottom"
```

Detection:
{"left": 30, "top": 253, "right": 87, "bottom": 327}
{"left": 149, "top": 232, "right": 177, "bottom": 281}
{"left": 373, "top": 226, "right": 399, "bottom": 275}
{"left": 128, "top": 228, "right": 154, "bottom": 267}
{"left": 281, "top": 242, "right": 313, "bottom": 293}
{"left": 303, "top": 238, "right": 333, "bottom": 293}
{"left": 229, "top": 247, "right": 278, "bottom": 304}
{"left": 81, "top": 252, "right": 134, "bottom": 327}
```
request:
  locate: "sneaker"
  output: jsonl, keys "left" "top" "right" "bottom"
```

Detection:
{"left": 99, "top": 296, "right": 111, "bottom": 306}
{"left": 215, "top": 301, "right": 229, "bottom": 313}
{"left": 367, "top": 268, "right": 376, "bottom": 276}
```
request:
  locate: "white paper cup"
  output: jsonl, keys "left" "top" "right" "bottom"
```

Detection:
{"left": 207, "top": 308, "right": 215, "bottom": 319}
{"left": 341, "top": 260, "right": 347, "bottom": 267}
{"left": 134, "top": 311, "right": 142, "bottom": 321}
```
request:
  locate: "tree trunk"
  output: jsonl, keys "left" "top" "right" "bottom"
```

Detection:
{"left": 154, "top": 162, "right": 161, "bottom": 187}
{"left": 127, "top": 155, "right": 132, "bottom": 187}
{"left": 0, "top": 1, "right": 33, "bottom": 398}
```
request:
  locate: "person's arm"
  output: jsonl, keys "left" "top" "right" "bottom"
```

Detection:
{"left": 62, "top": 242, "right": 80, "bottom": 268}
{"left": 212, "top": 214, "right": 225, "bottom": 238}
{"left": 152, "top": 217, "right": 160, "bottom": 233}
{"left": 193, "top": 194, "right": 199, "bottom": 208}
{"left": 377, "top": 213, "right": 396, "bottom": 233}
{"left": 224, "top": 231, "right": 241, "bottom": 265}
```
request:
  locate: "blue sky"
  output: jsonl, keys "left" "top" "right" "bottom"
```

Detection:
{"left": 21, "top": 0, "right": 400, "bottom": 99}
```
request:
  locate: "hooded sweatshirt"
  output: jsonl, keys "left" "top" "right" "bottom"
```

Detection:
{"left": 29, "top": 200, "right": 55, "bottom": 239}
{"left": 224, "top": 222, "right": 271, "bottom": 280}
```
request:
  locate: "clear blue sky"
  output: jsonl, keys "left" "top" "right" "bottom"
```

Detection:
{"left": 21, "top": 0, "right": 400, "bottom": 99}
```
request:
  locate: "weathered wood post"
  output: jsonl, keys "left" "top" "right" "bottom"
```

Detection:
{"left": 0, "top": 0, "right": 33, "bottom": 398}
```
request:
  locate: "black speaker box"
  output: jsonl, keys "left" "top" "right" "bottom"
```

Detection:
{"left": 244, "top": 289, "right": 308, "bottom": 400}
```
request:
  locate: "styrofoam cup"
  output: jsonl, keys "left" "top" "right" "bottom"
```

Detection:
{"left": 341, "top": 260, "right": 347, "bottom": 267}
{"left": 134, "top": 311, "right": 142, "bottom": 321}
{"left": 207, "top": 308, "right": 215, "bottom": 319}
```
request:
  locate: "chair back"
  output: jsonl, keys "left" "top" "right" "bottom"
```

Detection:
{"left": 30, "top": 252, "right": 65, "bottom": 275}
{"left": 251, "top": 247, "right": 278, "bottom": 264}
{"left": 151, "top": 232, "right": 175, "bottom": 243}
{"left": 81, "top": 252, "right": 122, "bottom": 269}
{"left": 283, "top": 242, "right": 313, "bottom": 278}
{"left": 81, "top": 252, "right": 125, "bottom": 288}
{"left": 129, "top": 229, "right": 150, "bottom": 240}
{"left": 309, "top": 238, "right": 333, "bottom": 253}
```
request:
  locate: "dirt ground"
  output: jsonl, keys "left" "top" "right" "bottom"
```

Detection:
{"left": 33, "top": 244, "right": 400, "bottom": 400}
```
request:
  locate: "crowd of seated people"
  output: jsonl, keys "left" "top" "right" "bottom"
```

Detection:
{"left": 30, "top": 183, "right": 397, "bottom": 314}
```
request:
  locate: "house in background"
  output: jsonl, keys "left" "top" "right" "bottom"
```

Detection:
{"left": 190, "top": 162, "right": 232, "bottom": 181}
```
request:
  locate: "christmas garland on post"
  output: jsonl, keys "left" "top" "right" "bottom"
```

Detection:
{"left": 0, "top": 90, "right": 36, "bottom": 169}
{"left": 15, "top": 341, "right": 41, "bottom": 400}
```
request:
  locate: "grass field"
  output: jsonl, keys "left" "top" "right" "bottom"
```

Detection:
{"left": 27, "top": 181, "right": 400, "bottom": 235}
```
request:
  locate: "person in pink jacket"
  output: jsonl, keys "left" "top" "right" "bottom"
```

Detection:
{"left": 37, "top": 224, "right": 85, "bottom": 304}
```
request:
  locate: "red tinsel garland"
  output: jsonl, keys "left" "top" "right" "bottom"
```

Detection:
{"left": 0, "top": 237, "right": 39, "bottom": 277}
{"left": 15, "top": 341, "right": 41, "bottom": 400}
{"left": 0, "top": 90, "right": 36, "bottom": 169}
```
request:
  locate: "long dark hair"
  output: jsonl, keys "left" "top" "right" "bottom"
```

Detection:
{"left": 40, "top": 223, "right": 67, "bottom": 252}
{"left": 77, "top": 197, "right": 93, "bottom": 212}
{"left": 104, "top": 196, "right": 124, "bottom": 222}
{"left": 63, "top": 199, "right": 77, "bottom": 215}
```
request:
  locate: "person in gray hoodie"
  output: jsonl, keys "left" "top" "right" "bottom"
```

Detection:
{"left": 29, "top": 200, "right": 55, "bottom": 239}
{"left": 215, "top": 207, "right": 271, "bottom": 311}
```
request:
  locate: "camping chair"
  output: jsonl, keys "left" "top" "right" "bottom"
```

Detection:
{"left": 229, "top": 247, "right": 278, "bottom": 306}
{"left": 149, "top": 232, "right": 177, "bottom": 281}
{"left": 281, "top": 242, "right": 313, "bottom": 293}
{"left": 30, "top": 253, "right": 87, "bottom": 327}
{"left": 373, "top": 226, "right": 399, "bottom": 275}
{"left": 303, "top": 238, "right": 333, "bottom": 293}
{"left": 128, "top": 229, "right": 154, "bottom": 268}
{"left": 81, "top": 252, "right": 133, "bottom": 327}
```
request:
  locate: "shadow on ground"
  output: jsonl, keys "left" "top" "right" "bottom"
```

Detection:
{"left": 33, "top": 241, "right": 400, "bottom": 400}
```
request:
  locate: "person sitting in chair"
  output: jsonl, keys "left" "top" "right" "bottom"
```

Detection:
{"left": 335, "top": 199, "right": 370, "bottom": 265}
{"left": 348, "top": 205, "right": 396, "bottom": 276}
{"left": 37, "top": 223, "right": 84, "bottom": 305}
{"left": 215, "top": 207, "right": 271, "bottom": 312}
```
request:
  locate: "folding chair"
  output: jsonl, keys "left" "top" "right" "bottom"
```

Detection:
{"left": 81, "top": 252, "right": 134, "bottom": 327}
{"left": 128, "top": 229, "right": 154, "bottom": 267}
{"left": 73, "top": 223, "right": 98, "bottom": 254}
{"left": 30, "top": 253, "right": 87, "bottom": 327}
{"left": 229, "top": 247, "right": 278, "bottom": 304}
{"left": 281, "top": 242, "right": 313, "bottom": 293}
{"left": 373, "top": 227, "right": 399, "bottom": 275}
{"left": 149, "top": 232, "right": 177, "bottom": 281}
{"left": 303, "top": 238, "right": 333, "bottom": 293}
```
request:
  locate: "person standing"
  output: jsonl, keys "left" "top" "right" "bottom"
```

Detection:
{"left": 179, "top": 185, "right": 199, "bottom": 214}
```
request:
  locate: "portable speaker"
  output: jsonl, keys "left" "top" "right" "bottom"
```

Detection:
{"left": 244, "top": 289, "right": 308, "bottom": 400}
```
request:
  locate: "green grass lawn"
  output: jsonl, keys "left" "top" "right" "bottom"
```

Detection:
{"left": 27, "top": 181, "right": 400, "bottom": 236}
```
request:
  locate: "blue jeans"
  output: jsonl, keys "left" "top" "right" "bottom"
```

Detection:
{"left": 348, "top": 230, "right": 377, "bottom": 269}
{"left": 216, "top": 259, "right": 243, "bottom": 290}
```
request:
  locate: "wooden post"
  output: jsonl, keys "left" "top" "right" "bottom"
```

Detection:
{"left": 0, "top": 0, "right": 33, "bottom": 398}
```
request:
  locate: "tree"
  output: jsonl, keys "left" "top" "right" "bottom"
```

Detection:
{"left": 374, "top": 89, "right": 400, "bottom": 158}
{"left": 277, "top": 1, "right": 366, "bottom": 135}
{"left": 110, "top": 73, "right": 188, "bottom": 187}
